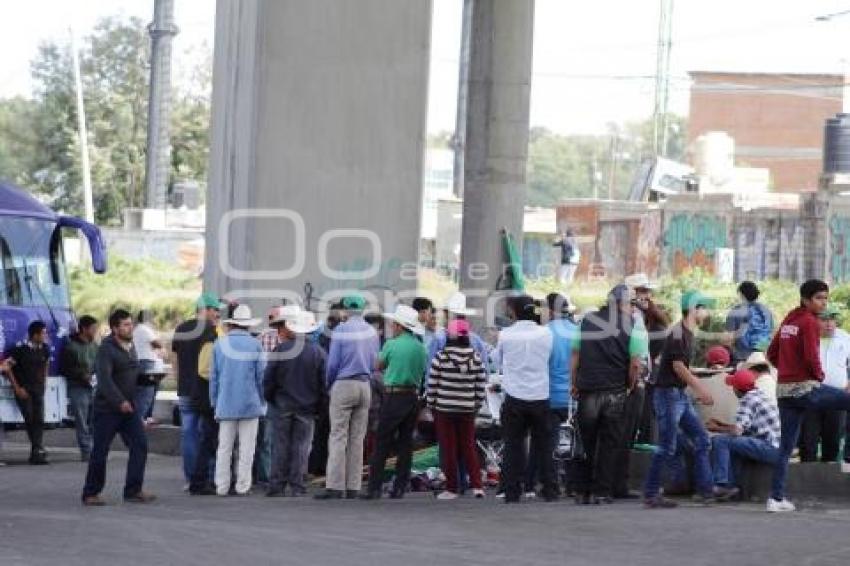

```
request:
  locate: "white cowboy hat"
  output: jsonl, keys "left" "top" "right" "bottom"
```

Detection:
{"left": 740, "top": 351, "right": 770, "bottom": 370}
{"left": 289, "top": 311, "right": 319, "bottom": 334}
{"left": 444, "top": 291, "right": 480, "bottom": 316}
{"left": 223, "top": 304, "right": 261, "bottom": 327}
{"left": 383, "top": 305, "right": 425, "bottom": 335}
{"left": 624, "top": 273, "right": 657, "bottom": 290}
{"left": 269, "top": 305, "right": 301, "bottom": 326}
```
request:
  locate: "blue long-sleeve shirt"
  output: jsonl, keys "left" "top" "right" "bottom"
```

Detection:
{"left": 325, "top": 315, "right": 380, "bottom": 389}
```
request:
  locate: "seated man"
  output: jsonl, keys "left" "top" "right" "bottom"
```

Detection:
{"left": 707, "top": 368, "right": 780, "bottom": 500}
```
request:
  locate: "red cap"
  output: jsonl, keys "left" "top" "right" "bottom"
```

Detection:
{"left": 725, "top": 369, "right": 757, "bottom": 393}
{"left": 706, "top": 346, "right": 731, "bottom": 368}
{"left": 447, "top": 319, "right": 470, "bottom": 337}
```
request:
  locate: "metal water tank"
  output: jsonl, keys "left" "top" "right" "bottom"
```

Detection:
{"left": 823, "top": 113, "right": 850, "bottom": 174}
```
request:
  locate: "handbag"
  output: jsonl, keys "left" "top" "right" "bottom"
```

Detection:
{"left": 553, "top": 404, "right": 585, "bottom": 461}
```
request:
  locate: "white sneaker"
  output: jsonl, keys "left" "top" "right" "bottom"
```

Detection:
{"left": 767, "top": 498, "right": 796, "bottom": 513}
{"left": 524, "top": 491, "right": 537, "bottom": 500}
{"left": 472, "top": 489, "right": 485, "bottom": 499}
{"left": 437, "top": 491, "right": 458, "bottom": 500}
{"left": 496, "top": 492, "right": 506, "bottom": 499}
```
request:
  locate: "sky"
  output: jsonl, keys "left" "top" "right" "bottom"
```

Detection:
{"left": 1, "top": 0, "right": 849, "bottom": 135}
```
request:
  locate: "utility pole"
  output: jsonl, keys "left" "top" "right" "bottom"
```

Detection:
{"left": 70, "top": 27, "right": 94, "bottom": 223}
{"left": 144, "top": 0, "right": 179, "bottom": 210}
{"left": 653, "top": 0, "right": 674, "bottom": 157}
{"left": 451, "top": 0, "right": 474, "bottom": 199}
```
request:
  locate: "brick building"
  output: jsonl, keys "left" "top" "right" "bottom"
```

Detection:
{"left": 688, "top": 71, "right": 843, "bottom": 193}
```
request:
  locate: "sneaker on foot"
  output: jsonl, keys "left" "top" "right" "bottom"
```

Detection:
{"left": 523, "top": 491, "right": 537, "bottom": 500}
{"left": 437, "top": 491, "right": 459, "bottom": 500}
{"left": 495, "top": 491, "right": 506, "bottom": 499}
{"left": 472, "top": 489, "right": 485, "bottom": 499}
{"left": 767, "top": 498, "right": 796, "bottom": 513}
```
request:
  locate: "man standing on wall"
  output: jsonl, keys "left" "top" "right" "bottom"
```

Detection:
{"left": 553, "top": 229, "right": 580, "bottom": 285}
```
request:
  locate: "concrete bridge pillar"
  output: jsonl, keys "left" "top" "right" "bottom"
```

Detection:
{"left": 204, "top": 0, "right": 432, "bottom": 313}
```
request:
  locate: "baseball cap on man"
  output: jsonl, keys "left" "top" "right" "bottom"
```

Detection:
{"left": 342, "top": 294, "right": 367, "bottom": 311}
{"left": 196, "top": 292, "right": 224, "bottom": 310}
{"left": 447, "top": 319, "right": 471, "bottom": 337}
{"left": 725, "top": 368, "right": 757, "bottom": 393}
{"left": 680, "top": 290, "right": 716, "bottom": 312}
{"left": 819, "top": 304, "right": 841, "bottom": 320}
{"left": 705, "top": 346, "right": 731, "bottom": 368}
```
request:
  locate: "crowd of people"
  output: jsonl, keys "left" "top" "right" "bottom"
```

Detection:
{"left": 3, "top": 274, "right": 850, "bottom": 513}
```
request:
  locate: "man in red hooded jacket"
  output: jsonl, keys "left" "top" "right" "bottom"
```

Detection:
{"left": 765, "top": 279, "right": 850, "bottom": 513}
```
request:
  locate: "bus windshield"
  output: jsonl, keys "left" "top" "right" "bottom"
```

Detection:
{"left": 0, "top": 217, "right": 71, "bottom": 310}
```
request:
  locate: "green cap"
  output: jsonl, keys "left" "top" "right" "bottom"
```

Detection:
{"left": 680, "top": 290, "right": 716, "bottom": 312}
{"left": 819, "top": 304, "right": 841, "bottom": 319}
{"left": 196, "top": 292, "right": 224, "bottom": 310}
{"left": 342, "top": 294, "right": 366, "bottom": 311}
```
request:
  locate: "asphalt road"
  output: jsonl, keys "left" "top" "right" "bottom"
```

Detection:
{"left": 2, "top": 442, "right": 850, "bottom": 566}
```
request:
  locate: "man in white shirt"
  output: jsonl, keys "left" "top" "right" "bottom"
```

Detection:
{"left": 132, "top": 310, "right": 163, "bottom": 423}
{"left": 493, "top": 294, "right": 556, "bottom": 503}
{"left": 799, "top": 305, "right": 850, "bottom": 462}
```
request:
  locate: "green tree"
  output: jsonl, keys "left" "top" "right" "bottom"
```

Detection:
{"left": 0, "top": 16, "right": 212, "bottom": 224}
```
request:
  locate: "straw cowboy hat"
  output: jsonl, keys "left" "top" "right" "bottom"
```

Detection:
{"left": 383, "top": 305, "right": 425, "bottom": 335}
{"left": 444, "top": 291, "right": 480, "bottom": 316}
{"left": 288, "top": 311, "right": 319, "bottom": 334}
{"left": 269, "top": 305, "right": 301, "bottom": 326}
{"left": 223, "top": 304, "right": 261, "bottom": 328}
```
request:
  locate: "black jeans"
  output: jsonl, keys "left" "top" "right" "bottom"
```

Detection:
{"left": 15, "top": 388, "right": 45, "bottom": 453}
{"left": 636, "top": 383, "right": 656, "bottom": 445}
{"left": 502, "top": 396, "right": 556, "bottom": 501}
{"left": 613, "top": 385, "right": 645, "bottom": 495}
{"left": 525, "top": 407, "right": 570, "bottom": 492}
{"left": 576, "top": 389, "right": 627, "bottom": 498}
{"left": 82, "top": 410, "right": 148, "bottom": 498}
{"left": 799, "top": 408, "right": 846, "bottom": 462}
{"left": 190, "top": 411, "right": 219, "bottom": 491}
{"left": 367, "top": 393, "right": 419, "bottom": 494}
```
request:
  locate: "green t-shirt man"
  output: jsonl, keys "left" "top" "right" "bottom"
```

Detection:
{"left": 379, "top": 330, "right": 428, "bottom": 388}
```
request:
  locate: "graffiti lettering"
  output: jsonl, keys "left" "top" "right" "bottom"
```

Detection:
{"left": 830, "top": 216, "right": 850, "bottom": 283}
{"left": 664, "top": 213, "right": 727, "bottom": 274}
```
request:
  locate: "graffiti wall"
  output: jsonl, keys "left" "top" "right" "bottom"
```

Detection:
{"left": 829, "top": 215, "right": 850, "bottom": 283}
{"left": 635, "top": 212, "right": 662, "bottom": 277}
{"left": 663, "top": 212, "right": 728, "bottom": 275}
{"left": 596, "top": 222, "right": 630, "bottom": 279}
{"left": 734, "top": 217, "right": 805, "bottom": 281}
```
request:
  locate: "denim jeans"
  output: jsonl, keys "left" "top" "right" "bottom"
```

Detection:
{"left": 711, "top": 434, "right": 778, "bottom": 487}
{"left": 82, "top": 410, "right": 148, "bottom": 499}
{"left": 772, "top": 384, "right": 850, "bottom": 500}
{"left": 67, "top": 384, "right": 94, "bottom": 458}
{"left": 178, "top": 396, "right": 201, "bottom": 483}
{"left": 134, "top": 385, "right": 157, "bottom": 422}
{"left": 644, "top": 388, "right": 712, "bottom": 498}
